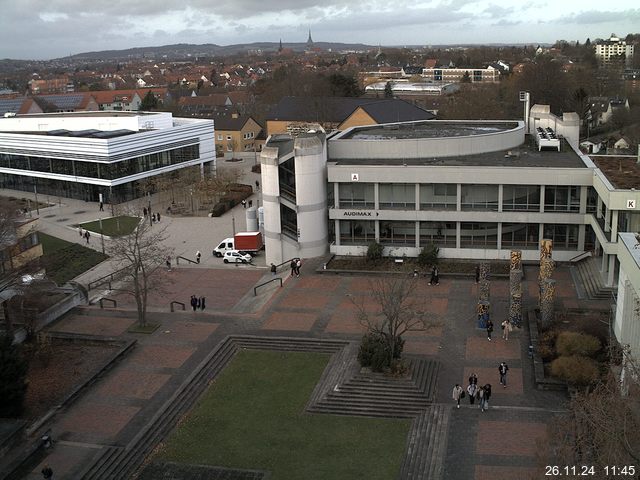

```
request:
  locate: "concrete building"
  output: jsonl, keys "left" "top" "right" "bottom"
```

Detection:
{"left": 259, "top": 105, "right": 639, "bottom": 285}
{"left": 0, "top": 111, "right": 215, "bottom": 203}
{"left": 595, "top": 34, "right": 635, "bottom": 67}
{"left": 421, "top": 66, "right": 499, "bottom": 83}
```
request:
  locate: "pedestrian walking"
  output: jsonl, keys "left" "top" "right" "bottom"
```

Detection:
{"left": 475, "top": 265, "right": 480, "bottom": 283}
{"left": 476, "top": 385, "right": 484, "bottom": 409}
{"left": 196, "top": 250, "right": 201, "bottom": 264}
{"left": 241, "top": 199, "right": 247, "bottom": 209}
{"left": 295, "top": 258, "right": 301, "bottom": 277}
{"left": 166, "top": 256, "right": 172, "bottom": 271}
{"left": 84, "top": 230, "right": 90, "bottom": 244}
{"left": 452, "top": 384, "right": 464, "bottom": 409}
{"left": 200, "top": 296, "right": 206, "bottom": 311}
{"left": 270, "top": 263, "right": 276, "bottom": 276}
{"left": 428, "top": 265, "right": 439, "bottom": 285}
{"left": 157, "top": 212, "right": 161, "bottom": 222}
{"left": 99, "top": 201, "right": 104, "bottom": 211}
{"left": 143, "top": 206, "right": 148, "bottom": 217}
{"left": 41, "top": 465, "right": 53, "bottom": 480}
{"left": 78, "top": 227, "right": 83, "bottom": 238}
{"left": 467, "top": 382, "right": 477, "bottom": 405}
{"left": 499, "top": 362, "right": 509, "bottom": 388}
{"left": 481, "top": 384, "right": 492, "bottom": 411}
{"left": 290, "top": 258, "right": 296, "bottom": 277}
{"left": 501, "top": 319, "right": 513, "bottom": 340}
{"left": 486, "top": 319, "right": 494, "bottom": 341}
{"left": 248, "top": 199, "right": 253, "bottom": 208}
{"left": 152, "top": 213, "right": 156, "bottom": 223}
{"left": 190, "top": 295, "right": 198, "bottom": 312}
{"left": 255, "top": 180, "right": 260, "bottom": 190}
{"left": 468, "top": 372, "right": 478, "bottom": 386}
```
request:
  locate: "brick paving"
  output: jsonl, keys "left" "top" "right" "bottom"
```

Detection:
{"left": 24, "top": 262, "right": 606, "bottom": 480}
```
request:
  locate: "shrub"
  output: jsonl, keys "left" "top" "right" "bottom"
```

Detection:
{"left": 536, "top": 343, "right": 555, "bottom": 361}
{"left": 556, "top": 332, "right": 601, "bottom": 357}
{"left": 550, "top": 355, "right": 600, "bottom": 385}
{"left": 417, "top": 243, "right": 439, "bottom": 268}
{"left": 366, "top": 242, "right": 384, "bottom": 263}
{"left": 358, "top": 332, "right": 404, "bottom": 372}
{"left": 0, "top": 336, "right": 29, "bottom": 417}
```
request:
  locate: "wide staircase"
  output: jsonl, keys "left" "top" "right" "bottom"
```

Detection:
{"left": 572, "top": 257, "right": 616, "bottom": 300}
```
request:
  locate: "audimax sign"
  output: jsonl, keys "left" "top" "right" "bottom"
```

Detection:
{"left": 343, "top": 211, "right": 379, "bottom": 217}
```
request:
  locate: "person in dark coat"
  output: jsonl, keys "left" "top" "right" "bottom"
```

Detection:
{"left": 190, "top": 295, "right": 198, "bottom": 312}
{"left": 481, "top": 384, "right": 492, "bottom": 412}
{"left": 428, "top": 265, "right": 439, "bottom": 285}
{"left": 157, "top": 212, "right": 161, "bottom": 222}
{"left": 290, "top": 259, "right": 297, "bottom": 277}
{"left": 41, "top": 465, "right": 53, "bottom": 480}
{"left": 84, "top": 230, "right": 90, "bottom": 244}
{"left": 486, "top": 319, "right": 494, "bottom": 341}
{"left": 499, "top": 362, "right": 509, "bottom": 387}
{"left": 200, "top": 297, "right": 206, "bottom": 311}
{"left": 467, "top": 382, "right": 478, "bottom": 405}
{"left": 143, "top": 206, "right": 148, "bottom": 216}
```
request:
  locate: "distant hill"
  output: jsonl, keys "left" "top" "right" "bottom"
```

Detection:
{"left": 63, "top": 42, "right": 374, "bottom": 61}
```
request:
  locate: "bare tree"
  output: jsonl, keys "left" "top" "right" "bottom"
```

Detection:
{"left": 196, "top": 167, "right": 245, "bottom": 207}
{"left": 353, "top": 277, "right": 440, "bottom": 364}
{"left": 538, "top": 346, "right": 640, "bottom": 475}
{"left": 107, "top": 215, "right": 172, "bottom": 327}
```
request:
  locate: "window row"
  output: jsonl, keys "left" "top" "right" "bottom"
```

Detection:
{"left": 338, "top": 220, "right": 579, "bottom": 249}
{"left": 336, "top": 183, "right": 582, "bottom": 212}
{"left": 0, "top": 145, "right": 200, "bottom": 180}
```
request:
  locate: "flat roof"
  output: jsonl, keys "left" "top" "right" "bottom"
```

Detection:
{"left": 330, "top": 135, "right": 587, "bottom": 168}
{"left": 341, "top": 121, "right": 519, "bottom": 140}
{"left": 11, "top": 111, "right": 156, "bottom": 119}
{"left": 591, "top": 156, "right": 640, "bottom": 190}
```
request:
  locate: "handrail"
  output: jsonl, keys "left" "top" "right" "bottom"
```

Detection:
{"left": 569, "top": 250, "right": 592, "bottom": 263}
{"left": 99, "top": 297, "right": 117, "bottom": 308}
{"left": 88, "top": 265, "right": 130, "bottom": 291}
{"left": 170, "top": 301, "right": 185, "bottom": 312}
{"left": 273, "top": 258, "right": 298, "bottom": 271}
{"left": 176, "top": 256, "right": 197, "bottom": 265}
{"left": 254, "top": 277, "right": 283, "bottom": 296}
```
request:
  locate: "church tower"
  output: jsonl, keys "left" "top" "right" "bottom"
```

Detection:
{"left": 306, "top": 29, "right": 314, "bottom": 50}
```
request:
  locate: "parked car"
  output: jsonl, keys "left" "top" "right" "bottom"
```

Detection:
{"left": 223, "top": 250, "right": 252, "bottom": 264}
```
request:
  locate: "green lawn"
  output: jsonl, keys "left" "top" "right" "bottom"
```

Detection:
{"left": 161, "top": 350, "right": 410, "bottom": 480}
{"left": 77, "top": 215, "right": 140, "bottom": 237}
{"left": 39, "top": 232, "right": 108, "bottom": 284}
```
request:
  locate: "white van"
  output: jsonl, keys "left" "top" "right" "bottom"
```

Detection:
{"left": 213, "top": 238, "right": 234, "bottom": 257}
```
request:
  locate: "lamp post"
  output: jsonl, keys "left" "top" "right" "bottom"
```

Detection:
{"left": 148, "top": 192, "right": 152, "bottom": 226}
{"left": 33, "top": 180, "right": 40, "bottom": 215}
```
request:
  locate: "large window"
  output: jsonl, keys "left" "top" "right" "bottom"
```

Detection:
{"left": 502, "top": 185, "right": 540, "bottom": 211}
{"left": 586, "top": 187, "right": 597, "bottom": 214}
{"left": 544, "top": 186, "right": 580, "bottom": 212}
{"left": 420, "top": 221, "right": 456, "bottom": 247}
{"left": 460, "top": 222, "right": 498, "bottom": 248}
{"left": 380, "top": 221, "right": 415, "bottom": 246}
{"left": 278, "top": 157, "right": 296, "bottom": 202}
{"left": 379, "top": 184, "right": 415, "bottom": 210}
{"left": 339, "top": 183, "right": 374, "bottom": 209}
{"left": 501, "top": 223, "right": 539, "bottom": 248}
{"left": 461, "top": 185, "right": 498, "bottom": 211}
{"left": 339, "top": 220, "right": 375, "bottom": 245}
{"left": 420, "top": 184, "right": 457, "bottom": 210}
{"left": 543, "top": 224, "right": 579, "bottom": 249}
{"left": 280, "top": 204, "right": 298, "bottom": 240}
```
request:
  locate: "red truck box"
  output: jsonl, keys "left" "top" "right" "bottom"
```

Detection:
{"left": 234, "top": 231, "right": 263, "bottom": 253}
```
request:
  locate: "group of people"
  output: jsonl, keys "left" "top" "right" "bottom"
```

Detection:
{"left": 78, "top": 227, "right": 91, "bottom": 244}
{"left": 189, "top": 295, "right": 206, "bottom": 311}
{"left": 290, "top": 258, "right": 302, "bottom": 277}
{"left": 142, "top": 207, "right": 161, "bottom": 223}
{"left": 486, "top": 319, "right": 514, "bottom": 342}
{"left": 452, "top": 373, "right": 490, "bottom": 411}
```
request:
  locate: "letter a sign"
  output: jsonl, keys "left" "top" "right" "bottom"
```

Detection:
{"left": 351, "top": 173, "right": 359, "bottom": 181}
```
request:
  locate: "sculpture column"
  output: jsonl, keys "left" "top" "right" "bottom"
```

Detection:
{"left": 477, "top": 262, "right": 490, "bottom": 328}
{"left": 509, "top": 250, "right": 523, "bottom": 327}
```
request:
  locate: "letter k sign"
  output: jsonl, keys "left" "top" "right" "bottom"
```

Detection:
{"left": 627, "top": 199, "right": 636, "bottom": 209}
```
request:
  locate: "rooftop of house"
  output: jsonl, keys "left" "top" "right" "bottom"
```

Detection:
{"left": 591, "top": 156, "right": 640, "bottom": 190}
{"left": 340, "top": 121, "right": 518, "bottom": 140}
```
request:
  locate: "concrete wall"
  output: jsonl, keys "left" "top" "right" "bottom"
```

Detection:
{"left": 528, "top": 105, "right": 580, "bottom": 150}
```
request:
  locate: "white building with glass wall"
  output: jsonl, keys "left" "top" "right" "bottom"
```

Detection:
{"left": 0, "top": 111, "right": 215, "bottom": 203}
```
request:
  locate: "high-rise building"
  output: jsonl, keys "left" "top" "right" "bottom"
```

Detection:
{"left": 595, "top": 34, "right": 635, "bottom": 67}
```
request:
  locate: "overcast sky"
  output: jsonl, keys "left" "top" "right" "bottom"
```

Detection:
{"left": 0, "top": 0, "right": 638, "bottom": 60}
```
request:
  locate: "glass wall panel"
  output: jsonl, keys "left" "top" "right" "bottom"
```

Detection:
{"left": 51, "top": 158, "right": 74, "bottom": 176}
{"left": 461, "top": 185, "right": 498, "bottom": 211}
{"left": 544, "top": 186, "right": 580, "bottom": 212}
{"left": 460, "top": 222, "right": 498, "bottom": 248}
{"left": 502, "top": 185, "right": 540, "bottom": 211}
{"left": 420, "top": 184, "right": 457, "bottom": 210}
{"left": 339, "top": 220, "right": 375, "bottom": 245}
{"left": 543, "top": 224, "right": 579, "bottom": 249}
{"left": 380, "top": 221, "right": 415, "bottom": 246}
{"left": 379, "top": 184, "right": 415, "bottom": 209}
{"left": 280, "top": 204, "right": 298, "bottom": 239}
{"left": 419, "top": 221, "right": 456, "bottom": 247}
{"left": 338, "top": 183, "right": 374, "bottom": 209}
{"left": 501, "top": 223, "right": 539, "bottom": 248}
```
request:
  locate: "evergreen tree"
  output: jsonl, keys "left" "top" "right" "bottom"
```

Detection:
{"left": 0, "top": 336, "right": 29, "bottom": 417}
{"left": 139, "top": 90, "right": 158, "bottom": 111}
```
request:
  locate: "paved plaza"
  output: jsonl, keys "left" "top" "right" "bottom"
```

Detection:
{"left": 2, "top": 184, "right": 611, "bottom": 480}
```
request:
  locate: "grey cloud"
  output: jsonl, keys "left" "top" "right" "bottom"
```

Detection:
{"left": 482, "top": 4, "right": 515, "bottom": 19}
{"left": 492, "top": 19, "right": 522, "bottom": 27}
{"left": 555, "top": 8, "right": 640, "bottom": 25}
